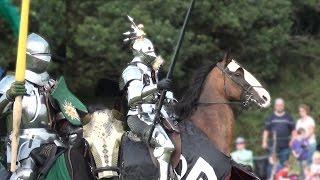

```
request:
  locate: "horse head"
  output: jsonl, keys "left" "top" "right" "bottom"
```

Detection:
{"left": 199, "top": 53, "right": 271, "bottom": 109}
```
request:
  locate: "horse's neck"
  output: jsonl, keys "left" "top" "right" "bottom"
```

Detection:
{"left": 190, "top": 105, "right": 234, "bottom": 155}
{"left": 190, "top": 75, "right": 235, "bottom": 156}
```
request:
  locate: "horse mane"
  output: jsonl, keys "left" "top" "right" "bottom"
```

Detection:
{"left": 175, "top": 61, "right": 218, "bottom": 120}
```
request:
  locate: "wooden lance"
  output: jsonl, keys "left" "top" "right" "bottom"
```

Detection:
{"left": 11, "top": 0, "right": 30, "bottom": 172}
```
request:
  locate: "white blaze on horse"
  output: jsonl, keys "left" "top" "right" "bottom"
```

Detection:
{"left": 225, "top": 60, "right": 270, "bottom": 108}
{"left": 84, "top": 55, "right": 271, "bottom": 180}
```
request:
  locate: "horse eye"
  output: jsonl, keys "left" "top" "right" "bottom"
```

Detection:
{"left": 235, "top": 73, "right": 241, "bottom": 77}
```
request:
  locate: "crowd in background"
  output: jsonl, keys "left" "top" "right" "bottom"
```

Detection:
{"left": 232, "top": 98, "right": 320, "bottom": 179}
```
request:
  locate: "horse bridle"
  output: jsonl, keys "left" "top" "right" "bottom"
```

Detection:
{"left": 197, "top": 62, "right": 259, "bottom": 108}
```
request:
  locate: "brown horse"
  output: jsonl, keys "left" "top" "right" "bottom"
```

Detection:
{"left": 174, "top": 54, "right": 270, "bottom": 179}
{"left": 177, "top": 53, "right": 270, "bottom": 155}
{"left": 84, "top": 54, "right": 271, "bottom": 180}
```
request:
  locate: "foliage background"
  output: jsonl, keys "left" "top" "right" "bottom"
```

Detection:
{"left": 1, "top": 0, "right": 320, "bottom": 154}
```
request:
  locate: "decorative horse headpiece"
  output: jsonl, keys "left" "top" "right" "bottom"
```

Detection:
{"left": 220, "top": 59, "right": 271, "bottom": 108}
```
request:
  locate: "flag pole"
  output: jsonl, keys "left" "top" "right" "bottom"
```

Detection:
{"left": 11, "top": 0, "right": 30, "bottom": 172}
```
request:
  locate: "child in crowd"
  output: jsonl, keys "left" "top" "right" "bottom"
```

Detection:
{"left": 231, "top": 137, "right": 254, "bottom": 167}
{"left": 275, "top": 162, "right": 298, "bottom": 180}
{"left": 291, "top": 128, "right": 309, "bottom": 177}
{"left": 305, "top": 151, "right": 320, "bottom": 180}
{"left": 291, "top": 128, "right": 309, "bottom": 161}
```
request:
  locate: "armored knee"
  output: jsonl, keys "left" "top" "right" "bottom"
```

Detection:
{"left": 10, "top": 157, "right": 37, "bottom": 180}
{"left": 127, "top": 115, "right": 152, "bottom": 142}
{"left": 10, "top": 168, "right": 34, "bottom": 180}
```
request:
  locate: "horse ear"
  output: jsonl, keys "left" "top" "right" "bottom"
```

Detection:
{"left": 222, "top": 52, "right": 232, "bottom": 67}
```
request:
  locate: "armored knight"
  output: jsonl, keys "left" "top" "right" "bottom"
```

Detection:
{"left": 120, "top": 16, "right": 177, "bottom": 180}
{"left": 0, "top": 33, "right": 89, "bottom": 179}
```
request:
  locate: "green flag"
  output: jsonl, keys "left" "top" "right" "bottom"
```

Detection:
{"left": 51, "top": 77, "right": 88, "bottom": 126}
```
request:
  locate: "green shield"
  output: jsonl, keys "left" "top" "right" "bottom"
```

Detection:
{"left": 51, "top": 77, "right": 87, "bottom": 126}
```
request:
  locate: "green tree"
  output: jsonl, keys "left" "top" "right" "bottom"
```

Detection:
{"left": 66, "top": 0, "right": 293, "bottom": 93}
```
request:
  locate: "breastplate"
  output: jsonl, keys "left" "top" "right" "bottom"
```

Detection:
{"left": 21, "top": 83, "right": 50, "bottom": 129}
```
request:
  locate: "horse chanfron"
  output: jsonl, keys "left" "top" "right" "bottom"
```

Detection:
{"left": 225, "top": 59, "right": 271, "bottom": 108}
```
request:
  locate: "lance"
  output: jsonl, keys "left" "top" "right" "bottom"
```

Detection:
{"left": 149, "top": 0, "right": 195, "bottom": 142}
{"left": 11, "top": 0, "right": 30, "bottom": 172}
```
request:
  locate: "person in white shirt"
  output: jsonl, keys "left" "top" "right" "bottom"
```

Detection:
{"left": 305, "top": 151, "right": 320, "bottom": 179}
{"left": 231, "top": 137, "right": 254, "bottom": 168}
{"left": 296, "top": 104, "right": 317, "bottom": 164}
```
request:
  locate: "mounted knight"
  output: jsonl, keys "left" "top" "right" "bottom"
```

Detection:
{"left": 120, "top": 16, "right": 179, "bottom": 180}
{"left": 0, "top": 33, "right": 95, "bottom": 180}
{"left": 83, "top": 5, "right": 272, "bottom": 179}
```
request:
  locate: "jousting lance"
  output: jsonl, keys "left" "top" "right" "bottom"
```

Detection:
{"left": 149, "top": 0, "right": 196, "bottom": 142}
{"left": 11, "top": 0, "right": 30, "bottom": 172}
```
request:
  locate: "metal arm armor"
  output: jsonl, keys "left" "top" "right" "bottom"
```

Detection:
{"left": 121, "top": 65, "right": 158, "bottom": 107}
{"left": 120, "top": 65, "right": 142, "bottom": 90}
{"left": 0, "top": 75, "right": 15, "bottom": 113}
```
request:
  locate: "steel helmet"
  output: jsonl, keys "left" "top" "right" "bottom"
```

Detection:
{"left": 26, "top": 33, "right": 51, "bottom": 74}
{"left": 132, "top": 37, "right": 157, "bottom": 64}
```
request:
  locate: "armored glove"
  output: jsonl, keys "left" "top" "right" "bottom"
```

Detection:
{"left": 157, "top": 78, "right": 172, "bottom": 91}
{"left": 6, "top": 81, "right": 26, "bottom": 101}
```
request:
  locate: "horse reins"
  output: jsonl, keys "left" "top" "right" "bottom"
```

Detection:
{"left": 197, "top": 62, "right": 256, "bottom": 108}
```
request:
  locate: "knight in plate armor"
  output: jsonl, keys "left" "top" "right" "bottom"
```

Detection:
{"left": 0, "top": 33, "right": 89, "bottom": 179}
{"left": 120, "top": 16, "right": 178, "bottom": 180}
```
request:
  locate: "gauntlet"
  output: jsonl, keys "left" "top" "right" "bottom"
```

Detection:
{"left": 6, "top": 81, "right": 26, "bottom": 101}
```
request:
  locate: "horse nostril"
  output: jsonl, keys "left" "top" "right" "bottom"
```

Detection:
{"left": 262, "top": 95, "right": 268, "bottom": 101}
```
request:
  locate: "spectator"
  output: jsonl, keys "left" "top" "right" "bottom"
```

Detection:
{"left": 305, "top": 151, "right": 320, "bottom": 180}
{"left": 291, "top": 128, "right": 309, "bottom": 178}
{"left": 304, "top": 166, "right": 313, "bottom": 180}
{"left": 275, "top": 164, "right": 289, "bottom": 180}
{"left": 275, "top": 162, "right": 298, "bottom": 180}
{"left": 296, "top": 104, "right": 317, "bottom": 164}
{"left": 231, "top": 137, "right": 254, "bottom": 167}
{"left": 262, "top": 98, "right": 295, "bottom": 177}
